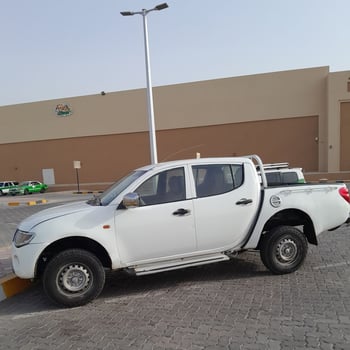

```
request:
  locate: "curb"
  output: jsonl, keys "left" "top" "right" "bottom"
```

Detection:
{"left": 0, "top": 273, "right": 32, "bottom": 302}
{"left": 7, "top": 199, "right": 48, "bottom": 207}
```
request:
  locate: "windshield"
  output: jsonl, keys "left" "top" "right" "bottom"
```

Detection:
{"left": 87, "top": 170, "right": 147, "bottom": 206}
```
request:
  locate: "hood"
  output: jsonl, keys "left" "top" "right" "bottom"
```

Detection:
{"left": 18, "top": 201, "right": 92, "bottom": 232}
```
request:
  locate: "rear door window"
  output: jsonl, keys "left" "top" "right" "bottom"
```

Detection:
{"left": 192, "top": 164, "right": 243, "bottom": 198}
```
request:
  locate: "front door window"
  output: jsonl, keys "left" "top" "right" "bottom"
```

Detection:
{"left": 136, "top": 167, "right": 186, "bottom": 205}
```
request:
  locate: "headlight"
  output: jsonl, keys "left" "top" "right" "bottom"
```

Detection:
{"left": 13, "top": 229, "right": 35, "bottom": 247}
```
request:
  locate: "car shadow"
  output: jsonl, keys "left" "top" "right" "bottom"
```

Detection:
{"left": 100, "top": 252, "right": 270, "bottom": 301}
{"left": 0, "top": 281, "right": 58, "bottom": 316}
{"left": 0, "top": 252, "right": 270, "bottom": 316}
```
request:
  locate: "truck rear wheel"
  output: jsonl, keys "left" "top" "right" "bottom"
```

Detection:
{"left": 43, "top": 249, "right": 105, "bottom": 307}
{"left": 260, "top": 226, "right": 308, "bottom": 274}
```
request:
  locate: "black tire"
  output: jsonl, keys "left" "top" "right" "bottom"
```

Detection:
{"left": 259, "top": 226, "right": 308, "bottom": 274}
{"left": 24, "top": 189, "right": 29, "bottom": 195}
{"left": 43, "top": 249, "right": 105, "bottom": 307}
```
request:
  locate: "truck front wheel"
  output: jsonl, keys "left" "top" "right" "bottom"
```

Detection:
{"left": 260, "top": 226, "right": 308, "bottom": 274}
{"left": 43, "top": 249, "right": 105, "bottom": 307}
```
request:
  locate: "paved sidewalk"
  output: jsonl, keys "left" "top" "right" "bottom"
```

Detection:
{"left": 0, "top": 188, "right": 350, "bottom": 348}
{"left": 1, "top": 225, "right": 350, "bottom": 349}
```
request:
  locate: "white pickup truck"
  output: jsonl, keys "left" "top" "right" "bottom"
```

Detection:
{"left": 12, "top": 155, "right": 350, "bottom": 307}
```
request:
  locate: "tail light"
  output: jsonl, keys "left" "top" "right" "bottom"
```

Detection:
{"left": 339, "top": 186, "right": 350, "bottom": 203}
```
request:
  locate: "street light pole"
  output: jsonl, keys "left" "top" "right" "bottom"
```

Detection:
{"left": 142, "top": 10, "right": 157, "bottom": 165}
{"left": 121, "top": 3, "right": 169, "bottom": 164}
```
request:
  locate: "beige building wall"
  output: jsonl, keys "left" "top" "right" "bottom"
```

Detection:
{"left": 0, "top": 116, "right": 318, "bottom": 187}
{"left": 1, "top": 66, "right": 327, "bottom": 141}
{"left": 155, "top": 66, "right": 327, "bottom": 127}
{"left": 155, "top": 66, "right": 328, "bottom": 171}
{"left": 327, "top": 71, "right": 350, "bottom": 171}
{"left": 1, "top": 66, "right": 348, "bottom": 187}
{"left": 340, "top": 101, "right": 350, "bottom": 170}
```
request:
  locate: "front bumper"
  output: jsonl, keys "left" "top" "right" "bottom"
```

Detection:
{"left": 12, "top": 242, "right": 46, "bottom": 279}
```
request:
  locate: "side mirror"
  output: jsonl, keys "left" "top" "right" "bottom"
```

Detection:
{"left": 122, "top": 192, "right": 140, "bottom": 208}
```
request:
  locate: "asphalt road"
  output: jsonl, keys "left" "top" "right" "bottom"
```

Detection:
{"left": 0, "top": 193, "right": 349, "bottom": 349}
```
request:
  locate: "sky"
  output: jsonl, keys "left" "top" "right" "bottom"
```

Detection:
{"left": 1, "top": 0, "right": 349, "bottom": 106}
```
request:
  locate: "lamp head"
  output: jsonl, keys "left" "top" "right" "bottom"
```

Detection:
{"left": 155, "top": 3, "right": 168, "bottom": 11}
{"left": 120, "top": 11, "right": 133, "bottom": 16}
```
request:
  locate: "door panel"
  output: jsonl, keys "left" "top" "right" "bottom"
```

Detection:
{"left": 115, "top": 166, "right": 196, "bottom": 265}
{"left": 192, "top": 163, "right": 260, "bottom": 251}
{"left": 115, "top": 200, "right": 195, "bottom": 264}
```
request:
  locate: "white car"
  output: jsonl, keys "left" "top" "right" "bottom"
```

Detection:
{"left": 0, "top": 181, "right": 19, "bottom": 195}
{"left": 12, "top": 155, "right": 350, "bottom": 307}
{"left": 257, "top": 162, "right": 305, "bottom": 186}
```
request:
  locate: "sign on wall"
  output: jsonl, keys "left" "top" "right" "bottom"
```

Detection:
{"left": 55, "top": 104, "right": 72, "bottom": 117}
{"left": 73, "top": 160, "right": 81, "bottom": 169}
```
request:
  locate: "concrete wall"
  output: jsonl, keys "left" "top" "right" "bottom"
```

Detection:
{"left": 327, "top": 71, "right": 350, "bottom": 171}
{"left": 1, "top": 66, "right": 349, "bottom": 187}
{"left": 0, "top": 116, "right": 318, "bottom": 186}
{"left": 0, "top": 66, "right": 327, "bottom": 141}
{"left": 340, "top": 101, "right": 350, "bottom": 170}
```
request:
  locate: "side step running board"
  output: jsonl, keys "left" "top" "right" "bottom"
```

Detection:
{"left": 133, "top": 254, "right": 229, "bottom": 276}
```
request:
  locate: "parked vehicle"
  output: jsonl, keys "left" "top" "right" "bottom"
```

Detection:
{"left": 11, "top": 155, "right": 350, "bottom": 307}
{"left": 10, "top": 181, "right": 48, "bottom": 195}
{"left": 0, "top": 181, "right": 19, "bottom": 195}
{"left": 257, "top": 162, "right": 305, "bottom": 186}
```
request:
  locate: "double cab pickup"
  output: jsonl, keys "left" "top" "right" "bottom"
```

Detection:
{"left": 12, "top": 155, "right": 350, "bottom": 307}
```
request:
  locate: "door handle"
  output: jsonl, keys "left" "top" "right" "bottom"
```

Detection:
{"left": 236, "top": 198, "right": 253, "bottom": 205}
{"left": 173, "top": 208, "right": 190, "bottom": 216}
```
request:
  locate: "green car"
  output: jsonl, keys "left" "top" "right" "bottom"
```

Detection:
{"left": 11, "top": 181, "right": 48, "bottom": 195}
